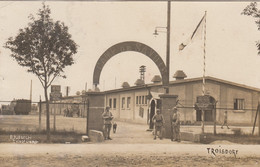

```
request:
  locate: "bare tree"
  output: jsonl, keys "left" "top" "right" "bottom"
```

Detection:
{"left": 242, "top": 2, "right": 260, "bottom": 55}
{"left": 5, "top": 3, "right": 78, "bottom": 141}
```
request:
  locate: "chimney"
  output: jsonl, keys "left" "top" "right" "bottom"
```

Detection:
{"left": 151, "top": 75, "right": 162, "bottom": 83}
{"left": 94, "top": 86, "right": 100, "bottom": 92}
{"left": 121, "top": 82, "right": 130, "bottom": 88}
{"left": 134, "top": 79, "right": 144, "bottom": 86}
{"left": 173, "top": 70, "right": 187, "bottom": 80}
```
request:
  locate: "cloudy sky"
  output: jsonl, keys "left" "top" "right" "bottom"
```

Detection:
{"left": 0, "top": 1, "right": 259, "bottom": 103}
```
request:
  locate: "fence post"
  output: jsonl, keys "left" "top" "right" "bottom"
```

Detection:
{"left": 213, "top": 101, "right": 218, "bottom": 135}
{"left": 86, "top": 99, "right": 90, "bottom": 136}
{"left": 85, "top": 100, "right": 87, "bottom": 135}
{"left": 252, "top": 103, "right": 259, "bottom": 135}
{"left": 201, "top": 110, "right": 204, "bottom": 134}
{"left": 258, "top": 103, "right": 260, "bottom": 136}
{"left": 53, "top": 102, "right": 56, "bottom": 132}
{"left": 39, "top": 96, "right": 42, "bottom": 132}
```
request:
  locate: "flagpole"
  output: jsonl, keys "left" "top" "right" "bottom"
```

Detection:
{"left": 202, "top": 11, "right": 207, "bottom": 96}
{"left": 201, "top": 11, "right": 207, "bottom": 134}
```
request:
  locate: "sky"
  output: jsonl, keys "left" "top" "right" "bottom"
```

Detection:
{"left": 0, "top": 1, "right": 260, "bottom": 104}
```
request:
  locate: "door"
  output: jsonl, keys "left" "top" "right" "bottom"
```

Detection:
{"left": 196, "top": 110, "right": 202, "bottom": 121}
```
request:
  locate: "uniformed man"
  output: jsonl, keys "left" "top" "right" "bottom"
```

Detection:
{"left": 171, "top": 107, "right": 180, "bottom": 142}
{"left": 152, "top": 109, "right": 165, "bottom": 140}
{"left": 102, "top": 106, "right": 113, "bottom": 140}
{"left": 221, "top": 111, "right": 230, "bottom": 129}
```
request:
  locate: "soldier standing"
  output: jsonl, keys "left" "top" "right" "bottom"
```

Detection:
{"left": 171, "top": 107, "right": 180, "bottom": 142}
{"left": 221, "top": 111, "right": 230, "bottom": 129}
{"left": 102, "top": 106, "right": 113, "bottom": 140}
{"left": 152, "top": 109, "right": 165, "bottom": 140}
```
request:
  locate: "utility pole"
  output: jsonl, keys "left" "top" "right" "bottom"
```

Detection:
{"left": 153, "top": 1, "right": 171, "bottom": 94}
{"left": 165, "top": 0, "right": 171, "bottom": 94}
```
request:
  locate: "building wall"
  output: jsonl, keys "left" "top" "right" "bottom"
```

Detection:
{"left": 119, "top": 91, "right": 134, "bottom": 120}
{"left": 105, "top": 93, "right": 120, "bottom": 118}
{"left": 133, "top": 89, "right": 149, "bottom": 123}
{"left": 105, "top": 88, "right": 150, "bottom": 124}
{"left": 103, "top": 78, "right": 260, "bottom": 126}
{"left": 222, "top": 85, "right": 255, "bottom": 125}
{"left": 169, "top": 84, "right": 187, "bottom": 121}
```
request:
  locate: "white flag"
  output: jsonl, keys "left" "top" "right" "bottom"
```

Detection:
{"left": 179, "top": 14, "right": 206, "bottom": 51}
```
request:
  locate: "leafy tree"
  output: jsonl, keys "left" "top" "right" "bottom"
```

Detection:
{"left": 242, "top": 2, "right": 260, "bottom": 55}
{"left": 5, "top": 3, "right": 78, "bottom": 141}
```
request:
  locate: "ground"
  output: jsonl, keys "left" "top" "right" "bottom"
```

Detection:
{"left": 1, "top": 144, "right": 260, "bottom": 167}
{"left": 0, "top": 114, "right": 260, "bottom": 166}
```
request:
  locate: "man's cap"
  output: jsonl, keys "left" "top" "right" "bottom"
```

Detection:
{"left": 156, "top": 109, "right": 161, "bottom": 113}
{"left": 106, "top": 106, "right": 110, "bottom": 109}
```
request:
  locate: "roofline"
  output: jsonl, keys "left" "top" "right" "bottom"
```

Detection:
{"left": 204, "top": 76, "right": 260, "bottom": 92}
{"left": 103, "top": 76, "right": 260, "bottom": 94}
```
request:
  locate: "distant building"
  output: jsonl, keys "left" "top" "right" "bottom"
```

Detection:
{"left": 1, "top": 104, "right": 14, "bottom": 115}
{"left": 1, "top": 99, "right": 32, "bottom": 115}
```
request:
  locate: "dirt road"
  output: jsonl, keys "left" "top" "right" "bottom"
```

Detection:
{"left": 1, "top": 115, "right": 260, "bottom": 166}
{"left": 1, "top": 144, "right": 260, "bottom": 167}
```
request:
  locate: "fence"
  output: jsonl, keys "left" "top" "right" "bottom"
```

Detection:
{"left": 0, "top": 100, "right": 89, "bottom": 134}
{"left": 1, "top": 100, "right": 259, "bottom": 135}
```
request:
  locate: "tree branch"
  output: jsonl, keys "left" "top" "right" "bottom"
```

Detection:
{"left": 38, "top": 75, "right": 45, "bottom": 88}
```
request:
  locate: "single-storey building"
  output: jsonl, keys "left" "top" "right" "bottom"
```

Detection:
{"left": 103, "top": 71, "right": 260, "bottom": 126}
{"left": 46, "top": 71, "right": 260, "bottom": 128}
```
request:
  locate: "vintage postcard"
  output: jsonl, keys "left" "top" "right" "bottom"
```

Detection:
{"left": 0, "top": 1, "right": 260, "bottom": 166}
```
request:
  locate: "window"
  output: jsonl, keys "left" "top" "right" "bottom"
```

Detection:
{"left": 121, "top": 97, "right": 125, "bottom": 109}
{"left": 127, "top": 97, "right": 131, "bottom": 109}
{"left": 109, "top": 98, "right": 112, "bottom": 108}
{"left": 139, "top": 96, "right": 141, "bottom": 104}
{"left": 234, "top": 99, "right": 244, "bottom": 110}
{"left": 136, "top": 96, "right": 139, "bottom": 105}
{"left": 139, "top": 106, "right": 144, "bottom": 118}
{"left": 142, "top": 96, "right": 144, "bottom": 104}
{"left": 145, "top": 96, "right": 147, "bottom": 104}
{"left": 113, "top": 98, "right": 117, "bottom": 109}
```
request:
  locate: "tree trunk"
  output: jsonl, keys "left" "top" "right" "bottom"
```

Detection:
{"left": 44, "top": 86, "right": 50, "bottom": 142}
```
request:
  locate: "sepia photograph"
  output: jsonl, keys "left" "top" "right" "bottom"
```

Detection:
{"left": 0, "top": 0, "right": 260, "bottom": 166}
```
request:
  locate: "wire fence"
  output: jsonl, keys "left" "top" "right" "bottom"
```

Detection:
{"left": 0, "top": 100, "right": 259, "bottom": 135}
{"left": 0, "top": 100, "right": 89, "bottom": 134}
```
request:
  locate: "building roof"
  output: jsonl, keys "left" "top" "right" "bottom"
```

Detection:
{"left": 104, "top": 76, "right": 260, "bottom": 94}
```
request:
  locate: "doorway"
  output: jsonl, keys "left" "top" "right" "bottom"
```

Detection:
{"left": 196, "top": 110, "right": 214, "bottom": 122}
{"left": 195, "top": 95, "right": 216, "bottom": 122}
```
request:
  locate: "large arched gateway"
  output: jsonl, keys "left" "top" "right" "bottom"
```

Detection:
{"left": 93, "top": 41, "right": 168, "bottom": 87}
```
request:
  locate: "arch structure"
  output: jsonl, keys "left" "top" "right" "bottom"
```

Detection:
{"left": 93, "top": 41, "right": 168, "bottom": 87}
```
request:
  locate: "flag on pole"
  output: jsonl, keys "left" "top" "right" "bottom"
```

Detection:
{"left": 179, "top": 14, "right": 206, "bottom": 51}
